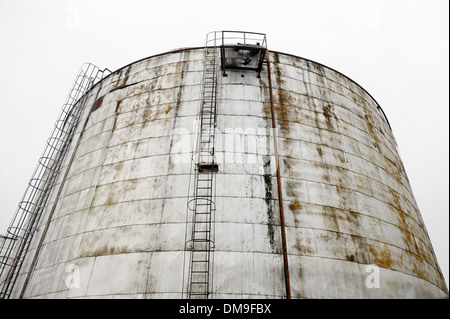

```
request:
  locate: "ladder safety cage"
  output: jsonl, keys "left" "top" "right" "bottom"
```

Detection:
{"left": 185, "top": 32, "right": 221, "bottom": 299}
{"left": 0, "top": 63, "right": 110, "bottom": 299}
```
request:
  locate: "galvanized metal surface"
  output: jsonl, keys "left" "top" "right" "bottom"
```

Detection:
{"left": 6, "top": 47, "right": 448, "bottom": 298}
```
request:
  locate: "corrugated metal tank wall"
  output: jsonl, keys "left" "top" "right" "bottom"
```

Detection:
{"left": 11, "top": 48, "right": 448, "bottom": 298}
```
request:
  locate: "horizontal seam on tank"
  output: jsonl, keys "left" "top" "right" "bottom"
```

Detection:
{"left": 91, "top": 104, "right": 394, "bottom": 164}
{"left": 57, "top": 166, "right": 419, "bottom": 232}
{"left": 272, "top": 70, "right": 374, "bottom": 114}
{"left": 272, "top": 97, "right": 397, "bottom": 163}
{"left": 34, "top": 249, "right": 287, "bottom": 270}
{"left": 67, "top": 151, "right": 280, "bottom": 178}
{"left": 283, "top": 197, "right": 425, "bottom": 240}
{"left": 46, "top": 219, "right": 281, "bottom": 235}
{"left": 271, "top": 52, "right": 390, "bottom": 130}
{"left": 275, "top": 122, "right": 412, "bottom": 197}
{"left": 268, "top": 73, "right": 390, "bottom": 132}
{"left": 284, "top": 223, "right": 439, "bottom": 274}
{"left": 107, "top": 74, "right": 203, "bottom": 95}
{"left": 284, "top": 137, "right": 412, "bottom": 201}
{"left": 57, "top": 189, "right": 280, "bottom": 206}
{"left": 59, "top": 170, "right": 275, "bottom": 195}
{"left": 108, "top": 77, "right": 393, "bottom": 144}
{"left": 273, "top": 91, "right": 394, "bottom": 148}
{"left": 112, "top": 104, "right": 271, "bottom": 122}
{"left": 279, "top": 152, "right": 419, "bottom": 215}
{"left": 57, "top": 170, "right": 414, "bottom": 214}
{"left": 84, "top": 120, "right": 394, "bottom": 172}
{"left": 279, "top": 145, "right": 416, "bottom": 212}
{"left": 70, "top": 148, "right": 276, "bottom": 172}
{"left": 108, "top": 64, "right": 204, "bottom": 86}
{"left": 31, "top": 244, "right": 444, "bottom": 296}
{"left": 88, "top": 47, "right": 206, "bottom": 90}
{"left": 274, "top": 60, "right": 380, "bottom": 111}
{"left": 283, "top": 198, "right": 436, "bottom": 262}
{"left": 79, "top": 123, "right": 199, "bottom": 150}
{"left": 286, "top": 251, "right": 444, "bottom": 290}
{"left": 110, "top": 114, "right": 201, "bottom": 132}
{"left": 66, "top": 194, "right": 279, "bottom": 207}
{"left": 92, "top": 88, "right": 202, "bottom": 113}
{"left": 272, "top": 103, "right": 394, "bottom": 162}
{"left": 288, "top": 258, "right": 447, "bottom": 297}
{"left": 100, "top": 100, "right": 199, "bottom": 117}
{"left": 86, "top": 99, "right": 393, "bottom": 163}
{"left": 106, "top": 80, "right": 202, "bottom": 100}
{"left": 281, "top": 174, "right": 427, "bottom": 239}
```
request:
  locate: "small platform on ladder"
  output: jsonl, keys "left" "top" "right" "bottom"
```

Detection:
{"left": 219, "top": 31, "right": 267, "bottom": 77}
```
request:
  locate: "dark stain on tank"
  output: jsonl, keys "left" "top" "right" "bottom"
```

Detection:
{"left": 322, "top": 103, "right": 335, "bottom": 129}
{"left": 322, "top": 206, "right": 340, "bottom": 231}
{"left": 272, "top": 52, "right": 291, "bottom": 136}
{"left": 390, "top": 189, "right": 422, "bottom": 258}
{"left": 92, "top": 96, "right": 104, "bottom": 112}
{"left": 111, "top": 66, "right": 132, "bottom": 92}
{"left": 263, "top": 156, "right": 276, "bottom": 251}
{"left": 289, "top": 201, "right": 301, "bottom": 212}
{"left": 167, "top": 58, "right": 186, "bottom": 173}
{"left": 363, "top": 107, "right": 382, "bottom": 154}
{"left": 369, "top": 242, "right": 393, "bottom": 269}
{"left": 111, "top": 100, "right": 122, "bottom": 132}
{"left": 351, "top": 235, "right": 370, "bottom": 264}
{"left": 316, "top": 146, "right": 323, "bottom": 158}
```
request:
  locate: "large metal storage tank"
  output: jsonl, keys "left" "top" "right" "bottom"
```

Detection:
{"left": 1, "top": 31, "right": 447, "bottom": 299}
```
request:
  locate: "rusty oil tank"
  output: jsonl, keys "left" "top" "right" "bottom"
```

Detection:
{"left": 0, "top": 31, "right": 447, "bottom": 299}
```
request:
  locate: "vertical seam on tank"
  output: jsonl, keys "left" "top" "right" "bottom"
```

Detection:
{"left": 266, "top": 50, "right": 291, "bottom": 299}
{"left": 18, "top": 82, "right": 104, "bottom": 298}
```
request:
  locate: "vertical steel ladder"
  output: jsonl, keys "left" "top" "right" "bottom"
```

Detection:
{"left": 187, "top": 36, "right": 219, "bottom": 299}
{"left": 0, "top": 64, "right": 109, "bottom": 299}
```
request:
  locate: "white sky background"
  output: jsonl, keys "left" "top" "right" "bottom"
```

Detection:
{"left": 0, "top": 0, "right": 448, "bottom": 290}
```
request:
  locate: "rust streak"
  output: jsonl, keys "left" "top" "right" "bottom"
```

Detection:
{"left": 266, "top": 50, "right": 291, "bottom": 299}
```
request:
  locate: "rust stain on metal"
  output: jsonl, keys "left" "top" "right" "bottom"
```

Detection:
{"left": 165, "top": 103, "right": 174, "bottom": 115}
{"left": 111, "top": 66, "right": 132, "bottom": 92}
{"left": 391, "top": 189, "right": 422, "bottom": 258}
{"left": 289, "top": 201, "right": 301, "bottom": 212}
{"left": 363, "top": 107, "right": 382, "bottom": 154}
{"left": 322, "top": 103, "right": 335, "bottom": 129}
{"left": 275, "top": 91, "right": 292, "bottom": 136}
{"left": 266, "top": 50, "right": 291, "bottom": 299}
{"left": 111, "top": 100, "right": 122, "bottom": 132}
{"left": 263, "top": 158, "right": 276, "bottom": 251}
{"left": 369, "top": 243, "right": 393, "bottom": 269}
{"left": 92, "top": 96, "right": 104, "bottom": 112}
{"left": 272, "top": 53, "right": 293, "bottom": 137}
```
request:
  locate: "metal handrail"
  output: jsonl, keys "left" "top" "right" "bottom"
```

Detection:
{"left": 206, "top": 31, "right": 267, "bottom": 48}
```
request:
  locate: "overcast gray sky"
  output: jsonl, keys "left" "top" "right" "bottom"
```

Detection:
{"left": 0, "top": 0, "right": 448, "bottom": 289}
